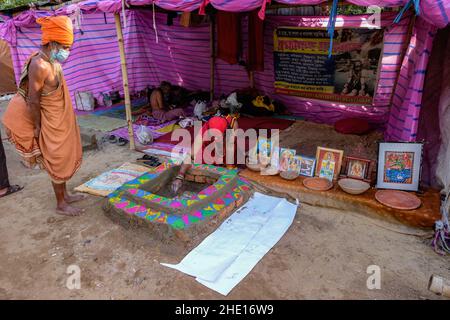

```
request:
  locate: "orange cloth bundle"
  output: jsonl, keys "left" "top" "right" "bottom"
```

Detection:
{"left": 36, "top": 16, "right": 74, "bottom": 46}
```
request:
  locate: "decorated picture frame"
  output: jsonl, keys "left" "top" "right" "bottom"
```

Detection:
{"left": 315, "top": 147, "right": 344, "bottom": 181}
{"left": 295, "top": 155, "right": 316, "bottom": 177}
{"left": 279, "top": 148, "right": 296, "bottom": 172}
{"left": 376, "top": 142, "right": 423, "bottom": 191}
{"left": 342, "top": 156, "right": 373, "bottom": 181}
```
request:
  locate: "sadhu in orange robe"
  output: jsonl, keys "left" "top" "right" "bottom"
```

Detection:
{"left": 2, "top": 53, "right": 82, "bottom": 183}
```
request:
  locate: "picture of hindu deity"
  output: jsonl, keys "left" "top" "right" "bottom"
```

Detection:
{"left": 383, "top": 151, "right": 414, "bottom": 184}
{"left": 279, "top": 148, "right": 296, "bottom": 172}
{"left": 270, "top": 146, "right": 280, "bottom": 170}
{"left": 289, "top": 156, "right": 299, "bottom": 172}
{"left": 376, "top": 142, "right": 422, "bottom": 191}
{"left": 296, "top": 156, "right": 316, "bottom": 177}
{"left": 258, "top": 138, "right": 271, "bottom": 166}
{"left": 85, "top": 169, "right": 142, "bottom": 191}
{"left": 315, "top": 147, "right": 344, "bottom": 180}
{"left": 347, "top": 159, "right": 368, "bottom": 180}
{"left": 319, "top": 159, "right": 336, "bottom": 181}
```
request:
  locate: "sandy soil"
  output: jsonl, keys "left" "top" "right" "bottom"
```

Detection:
{"left": 0, "top": 100, "right": 449, "bottom": 300}
{"left": 278, "top": 120, "right": 383, "bottom": 161}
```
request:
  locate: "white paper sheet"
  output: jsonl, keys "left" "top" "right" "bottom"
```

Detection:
{"left": 161, "top": 192, "right": 298, "bottom": 295}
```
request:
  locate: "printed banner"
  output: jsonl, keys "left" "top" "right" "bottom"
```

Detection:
{"left": 273, "top": 27, "right": 384, "bottom": 105}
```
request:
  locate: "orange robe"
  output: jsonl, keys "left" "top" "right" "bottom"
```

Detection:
{"left": 2, "top": 53, "right": 82, "bottom": 183}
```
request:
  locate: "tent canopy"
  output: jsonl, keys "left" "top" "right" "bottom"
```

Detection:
{"left": 0, "top": 0, "right": 449, "bottom": 28}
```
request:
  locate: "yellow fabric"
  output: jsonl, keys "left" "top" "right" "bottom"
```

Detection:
{"left": 36, "top": 16, "right": 74, "bottom": 46}
{"left": 252, "top": 96, "right": 275, "bottom": 112}
{"left": 156, "top": 123, "right": 180, "bottom": 134}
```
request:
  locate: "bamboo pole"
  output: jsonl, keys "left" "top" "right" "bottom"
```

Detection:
{"left": 249, "top": 71, "right": 255, "bottom": 88}
{"left": 114, "top": 13, "right": 135, "bottom": 150}
{"left": 210, "top": 16, "right": 215, "bottom": 101}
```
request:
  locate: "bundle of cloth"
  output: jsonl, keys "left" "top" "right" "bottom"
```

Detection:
{"left": 236, "top": 88, "right": 287, "bottom": 116}
{"left": 212, "top": 89, "right": 287, "bottom": 117}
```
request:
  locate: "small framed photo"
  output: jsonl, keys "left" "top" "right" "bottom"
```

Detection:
{"left": 269, "top": 146, "right": 280, "bottom": 170}
{"left": 315, "top": 147, "right": 344, "bottom": 180}
{"left": 376, "top": 142, "right": 423, "bottom": 191}
{"left": 279, "top": 148, "right": 296, "bottom": 172}
{"left": 257, "top": 137, "right": 271, "bottom": 166}
{"left": 295, "top": 155, "right": 316, "bottom": 177}
{"left": 344, "top": 156, "right": 372, "bottom": 180}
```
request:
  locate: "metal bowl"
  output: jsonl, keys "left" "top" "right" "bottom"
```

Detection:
{"left": 338, "top": 178, "right": 370, "bottom": 195}
{"left": 280, "top": 171, "right": 299, "bottom": 180}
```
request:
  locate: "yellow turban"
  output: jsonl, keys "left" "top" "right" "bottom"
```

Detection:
{"left": 36, "top": 16, "right": 74, "bottom": 47}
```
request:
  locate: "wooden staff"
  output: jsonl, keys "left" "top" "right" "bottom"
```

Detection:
{"left": 210, "top": 15, "right": 215, "bottom": 101}
{"left": 114, "top": 13, "right": 135, "bottom": 150}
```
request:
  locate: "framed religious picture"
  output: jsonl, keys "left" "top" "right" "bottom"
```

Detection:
{"left": 376, "top": 142, "right": 423, "bottom": 191}
{"left": 269, "top": 145, "right": 280, "bottom": 170}
{"left": 315, "top": 147, "right": 344, "bottom": 181}
{"left": 343, "top": 156, "right": 372, "bottom": 180}
{"left": 295, "top": 155, "right": 316, "bottom": 177}
{"left": 257, "top": 137, "right": 271, "bottom": 166}
{"left": 279, "top": 148, "right": 296, "bottom": 172}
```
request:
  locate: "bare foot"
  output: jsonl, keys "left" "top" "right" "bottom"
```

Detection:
{"left": 56, "top": 203, "right": 85, "bottom": 216}
{"left": 64, "top": 193, "right": 86, "bottom": 204}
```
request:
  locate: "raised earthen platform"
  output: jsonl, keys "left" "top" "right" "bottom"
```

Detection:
{"left": 103, "top": 163, "right": 252, "bottom": 250}
{"left": 240, "top": 169, "right": 441, "bottom": 229}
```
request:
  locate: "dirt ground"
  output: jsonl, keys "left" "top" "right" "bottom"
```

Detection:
{"left": 1, "top": 100, "right": 449, "bottom": 300}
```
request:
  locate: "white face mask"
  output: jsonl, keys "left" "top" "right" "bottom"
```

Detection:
{"left": 51, "top": 48, "right": 70, "bottom": 63}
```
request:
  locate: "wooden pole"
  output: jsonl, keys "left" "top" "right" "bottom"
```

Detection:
{"left": 210, "top": 16, "right": 215, "bottom": 101}
{"left": 114, "top": 13, "right": 135, "bottom": 150}
{"left": 249, "top": 71, "right": 255, "bottom": 88}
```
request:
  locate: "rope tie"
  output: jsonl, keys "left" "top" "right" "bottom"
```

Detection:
{"left": 394, "top": 0, "right": 420, "bottom": 24}
{"left": 258, "top": 0, "right": 271, "bottom": 20}
{"left": 199, "top": 0, "right": 210, "bottom": 15}
{"left": 432, "top": 190, "right": 450, "bottom": 255}
{"left": 153, "top": 1, "right": 159, "bottom": 44}
{"left": 121, "top": 0, "right": 127, "bottom": 29}
{"left": 326, "top": 0, "right": 339, "bottom": 58}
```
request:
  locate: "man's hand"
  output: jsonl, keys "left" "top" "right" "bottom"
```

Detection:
{"left": 33, "top": 125, "right": 41, "bottom": 138}
{"left": 171, "top": 178, "right": 183, "bottom": 194}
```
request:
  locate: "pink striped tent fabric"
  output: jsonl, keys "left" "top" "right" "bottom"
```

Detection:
{"left": 127, "top": 0, "right": 450, "bottom": 28}
{"left": 2, "top": 11, "right": 409, "bottom": 126}
{"left": 384, "top": 17, "right": 437, "bottom": 141}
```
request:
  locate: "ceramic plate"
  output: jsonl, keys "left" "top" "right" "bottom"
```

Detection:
{"left": 303, "top": 177, "right": 333, "bottom": 191}
{"left": 375, "top": 190, "right": 421, "bottom": 210}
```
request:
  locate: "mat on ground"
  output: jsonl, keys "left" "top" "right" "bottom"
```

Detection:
{"left": 161, "top": 192, "right": 298, "bottom": 295}
{"left": 109, "top": 120, "right": 178, "bottom": 142}
{"left": 74, "top": 162, "right": 149, "bottom": 197}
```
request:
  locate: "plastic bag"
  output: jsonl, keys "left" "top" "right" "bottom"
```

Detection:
{"left": 194, "top": 100, "right": 207, "bottom": 119}
{"left": 136, "top": 125, "right": 153, "bottom": 145}
{"left": 75, "top": 91, "right": 96, "bottom": 111}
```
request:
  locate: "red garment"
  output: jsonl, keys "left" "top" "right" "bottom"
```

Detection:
{"left": 195, "top": 116, "right": 235, "bottom": 165}
{"left": 248, "top": 10, "right": 264, "bottom": 72}
{"left": 216, "top": 11, "right": 241, "bottom": 65}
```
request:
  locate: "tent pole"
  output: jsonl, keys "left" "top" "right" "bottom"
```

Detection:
{"left": 249, "top": 71, "right": 255, "bottom": 88}
{"left": 210, "top": 16, "right": 215, "bottom": 101}
{"left": 114, "top": 13, "right": 136, "bottom": 150}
